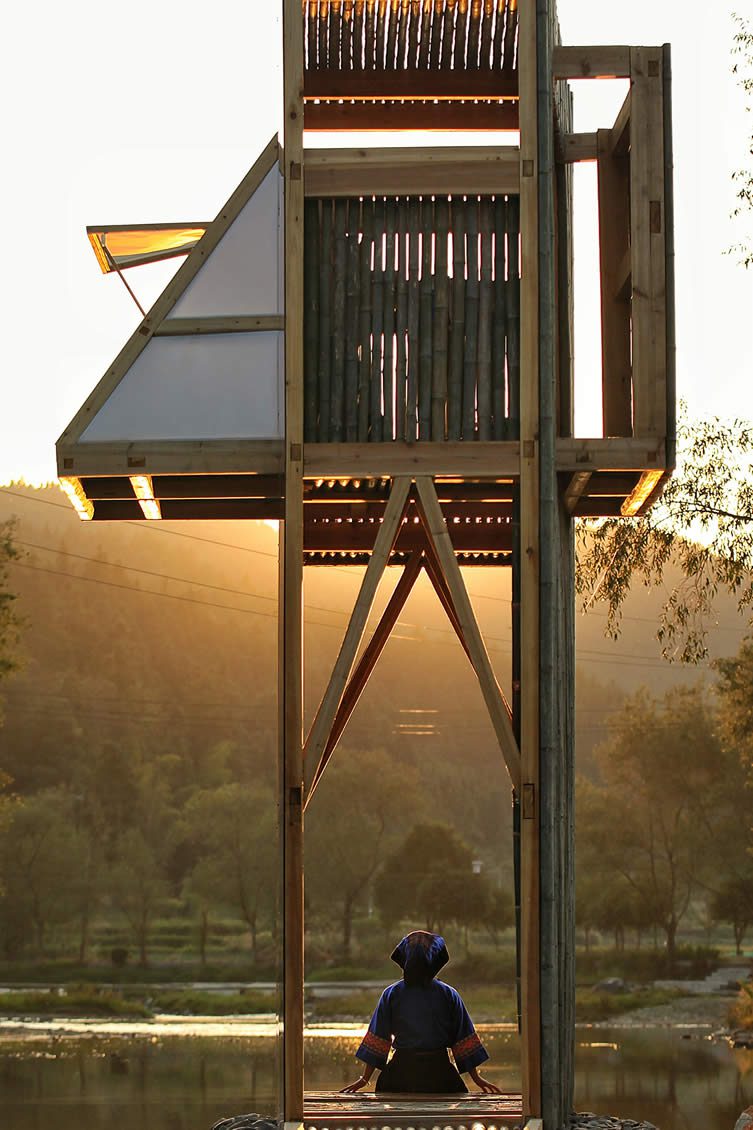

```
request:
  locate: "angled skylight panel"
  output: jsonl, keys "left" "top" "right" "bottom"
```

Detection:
{"left": 87, "top": 224, "right": 209, "bottom": 273}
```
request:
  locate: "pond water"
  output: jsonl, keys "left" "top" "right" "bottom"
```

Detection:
{"left": 0, "top": 1020, "right": 751, "bottom": 1130}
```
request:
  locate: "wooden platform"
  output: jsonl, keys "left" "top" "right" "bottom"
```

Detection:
{"left": 303, "top": 1091, "right": 524, "bottom": 1128}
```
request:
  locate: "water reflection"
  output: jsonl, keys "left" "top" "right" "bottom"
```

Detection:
{"left": 0, "top": 1024, "right": 750, "bottom": 1130}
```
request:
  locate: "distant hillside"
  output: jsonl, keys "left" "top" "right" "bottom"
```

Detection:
{"left": 0, "top": 481, "right": 746, "bottom": 800}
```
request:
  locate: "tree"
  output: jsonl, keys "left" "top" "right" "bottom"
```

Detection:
{"left": 0, "top": 518, "right": 23, "bottom": 698}
{"left": 0, "top": 789, "right": 97, "bottom": 957}
{"left": 374, "top": 822, "right": 493, "bottom": 938}
{"left": 183, "top": 783, "right": 276, "bottom": 964}
{"left": 576, "top": 687, "right": 726, "bottom": 963}
{"left": 109, "top": 828, "right": 168, "bottom": 966}
{"left": 730, "top": 14, "right": 753, "bottom": 268}
{"left": 305, "top": 747, "right": 419, "bottom": 962}
{"left": 578, "top": 413, "right": 753, "bottom": 662}
{"left": 710, "top": 876, "right": 753, "bottom": 956}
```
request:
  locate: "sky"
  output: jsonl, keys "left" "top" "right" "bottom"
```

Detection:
{"left": 1, "top": 0, "right": 752, "bottom": 484}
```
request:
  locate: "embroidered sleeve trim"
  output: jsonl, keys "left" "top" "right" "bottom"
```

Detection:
{"left": 359, "top": 1030, "right": 392, "bottom": 1061}
{"left": 452, "top": 1032, "right": 482, "bottom": 1059}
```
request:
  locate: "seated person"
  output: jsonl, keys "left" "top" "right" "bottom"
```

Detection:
{"left": 342, "top": 930, "right": 502, "bottom": 1095}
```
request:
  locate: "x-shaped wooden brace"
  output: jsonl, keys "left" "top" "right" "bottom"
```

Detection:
{"left": 303, "top": 476, "right": 522, "bottom": 808}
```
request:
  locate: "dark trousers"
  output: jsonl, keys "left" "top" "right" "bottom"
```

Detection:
{"left": 375, "top": 1048, "right": 468, "bottom": 1094}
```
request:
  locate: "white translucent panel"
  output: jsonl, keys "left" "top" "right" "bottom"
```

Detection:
{"left": 80, "top": 333, "right": 283, "bottom": 441}
{"left": 167, "top": 167, "right": 283, "bottom": 318}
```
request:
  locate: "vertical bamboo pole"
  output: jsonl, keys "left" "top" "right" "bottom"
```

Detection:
{"left": 319, "top": 0, "right": 330, "bottom": 68}
{"left": 477, "top": 196, "right": 493, "bottom": 440}
{"left": 468, "top": 0, "right": 481, "bottom": 67}
{"left": 354, "top": 0, "right": 365, "bottom": 68}
{"left": 281, "top": 0, "right": 304, "bottom": 1121}
{"left": 396, "top": 201, "right": 409, "bottom": 440}
{"left": 462, "top": 197, "right": 479, "bottom": 439}
{"left": 358, "top": 198, "right": 373, "bottom": 441}
{"left": 506, "top": 193, "right": 521, "bottom": 437}
{"left": 303, "top": 198, "right": 320, "bottom": 442}
{"left": 317, "top": 200, "right": 332, "bottom": 442}
{"left": 365, "top": 0, "right": 375, "bottom": 67}
{"left": 441, "top": 0, "right": 455, "bottom": 69}
{"left": 518, "top": 0, "right": 541, "bottom": 1117}
{"left": 429, "top": 0, "right": 442, "bottom": 70}
{"left": 480, "top": 0, "right": 493, "bottom": 67}
{"left": 492, "top": 0, "right": 504, "bottom": 69}
{"left": 408, "top": 0, "right": 420, "bottom": 67}
{"left": 432, "top": 197, "right": 450, "bottom": 440}
{"left": 308, "top": 0, "right": 318, "bottom": 68}
{"left": 383, "top": 198, "right": 397, "bottom": 440}
{"left": 455, "top": 0, "right": 469, "bottom": 68}
{"left": 492, "top": 195, "right": 508, "bottom": 439}
{"left": 329, "top": 0, "right": 341, "bottom": 69}
{"left": 448, "top": 198, "right": 466, "bottom": 441}
{"left": 331, "top": 198, "right": 347, "bottom": 441}
{"left": 345, "top": 199, "right": 361, "bottom": 441}
{"left": 418, "top": 196, "right": 434, "bottom": 438}
{"left": 387, "top": 0, "right": 399, "bottom": 66}
{"left": 397, "top": 0, "right": 410, "bottom": 68}
{"left": 371, "top": 197, "right": 385, "bottom": 440}
{"left": 407, "top": 198, "right": 420, "bottom": 440}
{"left": 502, "top": 0, "right": 517, "bottom": 71}
{"left": 343, "top": 0, "right": 354, "bottom": 68}
{"left": 418, "top": 0, "right": 432, "bottom": 68}
{"left": 376, "top": 0, "right": 387, "bottom": 67}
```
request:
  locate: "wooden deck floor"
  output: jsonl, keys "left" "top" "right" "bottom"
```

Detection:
{"left": 304, "top": 1091, "right": 524, "bottom": 1127}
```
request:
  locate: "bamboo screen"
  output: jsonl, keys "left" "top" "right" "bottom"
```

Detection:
{"left": 303, "top": 194, "right": 520, "bottom": 443}
{"left": 304, "top": 1, "right": 519, "bottom": 74}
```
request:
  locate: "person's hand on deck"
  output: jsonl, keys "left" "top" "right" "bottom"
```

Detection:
{"left": 468, "top": 1066, "right": 502, "bottom": 1094}
{"left": 341, "top": 1065, "right": 375, "bottom": 1093}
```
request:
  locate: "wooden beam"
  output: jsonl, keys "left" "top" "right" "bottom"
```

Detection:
{"left": 421, "top": 541, "right": 474, "bottom": 666}
{"left": 303, "top": 101, "right": 520, "bottom": 132}
{"left": 303, "top": 441, "right": 521, "bottom": 477}
{"left": 563, "top": 472, "right": 592, "bottom": 515}
{"left": 630, "top": 46, "right": 667, "bottom": 439}
{"left": 414, "top": 477, "right": 520, "bottom": 790}
{"left": 552, "top": 45, "right": 631, "bottom": 79}
{"left": 155, "top": 315, "right": 284, "bottom": 335}
{"left": 610, "top": 89, "right": 632, "bottom": 157}
{"left": 558, "top": 132, "right": 598, "bottom": 163}
{"left": 282, "top": 0, "right": 304, "bottom": 1121}
{"left": 304, "top": 147, "right": 520, "bottom": 198}
{"left": 304, "top": 70, "right": 519, "bottom": 101}
{"left": 303, "top": 476, "right": 411, "bottom": 794}
{"left": 57, "top": 439, "right": 284, "bottom": 477}
{"left": 556, "top": 437, "right": 666, "bottom": 471}
{"left": 518, "top": 0, "right": 541, "bottom": 1116}
{"left": 305, "top": 551, "right": 425, "bottom": 807}
{"left": 597, "top": 129, "right": 632, "bottom": 437}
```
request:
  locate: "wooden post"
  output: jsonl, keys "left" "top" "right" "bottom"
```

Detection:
{"left": 518, "top": 0, "right": 541, "bottom": 1118}
{"left": 630, "top": 46, "right": 666, "bottom": 439}
{"left": 282, "top": 0, "right": 304, "bottom": 1122}
{"left": 597, "top": 128, "right": 631, "bottom": 436}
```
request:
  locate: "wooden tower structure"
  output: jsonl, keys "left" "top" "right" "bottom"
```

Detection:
{"left": 57, "top": 2, "right": 675, "bottom": 1127}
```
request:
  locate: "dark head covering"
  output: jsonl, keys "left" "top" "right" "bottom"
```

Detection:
{"left": 391, "top": 930, "right": 449, "bottom": 984}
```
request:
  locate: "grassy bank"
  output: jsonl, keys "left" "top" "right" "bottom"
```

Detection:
{"left": 0, "top": 983, "right": 693, "bottom": 1024}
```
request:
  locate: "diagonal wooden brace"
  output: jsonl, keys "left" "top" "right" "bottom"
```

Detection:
{"left": 414, "top": 476, "right": 521, "bottom": 790}
{"left": 303, "top": 476, "right": 411, "bottom": 795}
{"left": 305, "top": 550, "right": 425, "bottom": 808}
